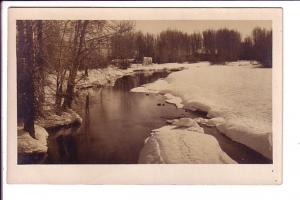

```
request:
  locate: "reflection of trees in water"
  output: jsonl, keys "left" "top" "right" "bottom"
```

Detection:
{"left": 84, "top": 94, "right": 90, "bottom": 138}
{"left": 114, "top": 75, "right": 137, "bottom": 90}
{"left": 114, "top": 71, "right": 170, "bottom": 91}
{"left": 46, "top": 125, "right": 80, "bottom": 164}
{"left": 85, "top": 94, "right": 89, "bottom": 114}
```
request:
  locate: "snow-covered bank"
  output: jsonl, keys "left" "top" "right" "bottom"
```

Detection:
{"left": 76, "top": 63, "right": 189, "bottom": 89}
{"left": 139, "top": 118, "right": 237, "bottom": 164}
{"left": 36, "top": 109, "right": 82, "bottom": 129}
{"left": 132, "top": 61, "right": 272, "bottom": 159}
{"left": 18, "top": 125, "right": 48, "bottom": 154}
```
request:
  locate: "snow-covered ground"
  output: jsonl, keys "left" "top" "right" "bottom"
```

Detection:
{"left": 18, "top": 125, "right": 48, "bottom": 154}
{"left": 132, "top": 61, "right": 272, "bottom": 159}
{"left": 139, "top": 118, "right": 237, "bottom": 164}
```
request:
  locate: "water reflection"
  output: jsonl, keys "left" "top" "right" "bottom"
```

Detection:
{"left": 47, "top": 125, "right": 80, "bottom": 164}
{"left": 114, "top": 71, "right": 169, "bottom": 91}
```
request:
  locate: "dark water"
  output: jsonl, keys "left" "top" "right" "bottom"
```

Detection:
{"left": 43, "top": 70, "right": 271, "bottom": 164}
{"left": 203, "top": 127, "right": 271, "bottom": 164}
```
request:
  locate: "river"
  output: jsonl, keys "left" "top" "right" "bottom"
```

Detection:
{"left": 44, "top": 70, "right": 271, "bottom": 164}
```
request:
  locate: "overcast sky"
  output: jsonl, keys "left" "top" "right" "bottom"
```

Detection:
{"left": 134, "top": 20, "right": 272, "bottom": 38}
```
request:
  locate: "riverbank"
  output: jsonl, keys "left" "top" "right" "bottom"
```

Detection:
{"left": 36, "top": 109, "right": 82, "bottom": 129}
{"left": 18, "top": 109, "right": 83, "bottom": 163}
{"left": 132, "top": 61, "right": 272, "bottom": 161}
{"left": 75, "top": 63, "right": 189, "bottom": 89}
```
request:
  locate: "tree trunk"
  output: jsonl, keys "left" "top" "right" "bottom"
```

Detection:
{"left": 55, "top": 21, "right": 69, "bottom": 111}
{"left": 34, "top": 20, "right": 45, "bottom": 117}
{"left": 17, "top": 21, "right": 25, "bottom": 121}
{"left": 84, "top": 65, "right": 88, "bottom": 77}
{"left": 23, "top": 21, "right": 36, "bottom": 138}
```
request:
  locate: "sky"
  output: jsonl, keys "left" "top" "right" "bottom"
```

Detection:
{"left": 134, "top": 20, "right": 272, "bottom": 38}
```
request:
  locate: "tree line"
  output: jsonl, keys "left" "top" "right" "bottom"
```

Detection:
{"left": 110, "top": 27, "right": 272, "bottom": 67}
{"left": 16, "top": 20, "right": 272, "bottom": 138}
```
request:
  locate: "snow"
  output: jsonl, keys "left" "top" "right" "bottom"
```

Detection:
{"left": 166, "top": 118, "right": 203, "bottom": 132}
{"left": 139, "top": 118, "right": 237, "bottom": 164}
{"left": 18, "top": 125, "right": 49, "bottom": 154}
{"left": 164, "top": 93, "right": 184, "bottom": 108}
{"left": 130, "top": 86, "right": 158, "bottom": 93}
{"left": 195, "top": 117, "right": 225, "bottom": 127}
{"left": 76, "top": 63, "right": 189, "bottom": 89}
{"left": 132, "top": 61, "right": 272, "bottom": 159}
{"left": 36, "top": 109, "right": 82, "bottom": 129}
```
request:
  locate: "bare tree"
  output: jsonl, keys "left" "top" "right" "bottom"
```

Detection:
{"left": 63, "top": 20, "right": 89, "bottom": 109}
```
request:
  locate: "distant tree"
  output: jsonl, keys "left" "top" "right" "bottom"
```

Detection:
{"left": 252, "top": 27, "right": 272, "bottom": 67}
{"left": 188, "top": 32, "right": 202, "bottom": 62}
{"left": 111, "top": 31, "right": 136, "bottom": 60}
{"left": 202, "top": 29, "right": 217, "bottom": 61}
{"left": 240, "top": 36, "right": 254, "bottom": 60}
{"left": 134, "top": 31, "right": 147, "bottom": 62}
{"left": 156, "top": 30, "right": 192, "bottom": 63}
{"left": 216, "top": 29, "right": 241, "bottom": 62}
{"left": 203, "top": 29, "right": 241, "bottom": 64}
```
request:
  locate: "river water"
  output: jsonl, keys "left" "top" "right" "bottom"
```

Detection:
{"left": 44, "top": 70, "right": 271, "bottom": 164}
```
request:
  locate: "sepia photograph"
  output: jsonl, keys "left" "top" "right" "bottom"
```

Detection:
{"left": 7, "top": 7, "right": 282, "bottom": 184}
{"left": 16, "top": 19, "right": 274, "bottom": 165}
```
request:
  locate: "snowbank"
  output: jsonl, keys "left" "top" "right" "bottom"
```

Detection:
{"left": 133, "top": 61, "right": 272, "bottom": 159}
{"left": 18, "top": 125, "right": 49, "bottom": 154}
{"left": 139, "top": 118, "right": 237, "bottom": 164}
{"left": 36, "top": 109, "right": 82, "bottom": 129}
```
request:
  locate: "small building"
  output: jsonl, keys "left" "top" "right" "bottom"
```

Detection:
{"left": 143, "top": 57, "right": 152, "bottom": 65}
